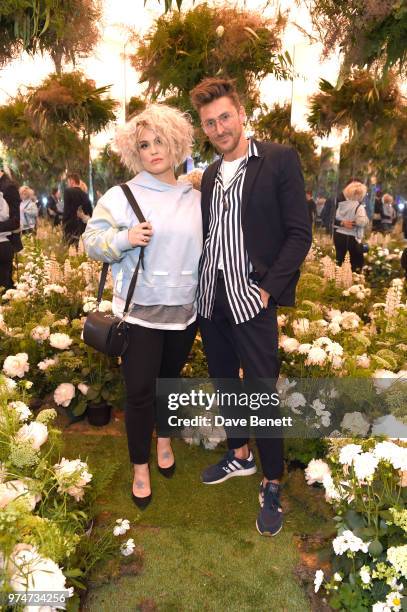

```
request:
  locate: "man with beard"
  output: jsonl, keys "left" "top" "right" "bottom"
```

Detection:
{"left": 190, "top": 78, "right": 311, "bottom": 536}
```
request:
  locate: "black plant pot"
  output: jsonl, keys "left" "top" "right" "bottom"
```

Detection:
{"left": 87, "top": 402, "right": 112, "bottom": 427}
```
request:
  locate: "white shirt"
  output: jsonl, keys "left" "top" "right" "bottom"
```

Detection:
{"left": 218, "top": 156, "right": 245, "bottom": 270}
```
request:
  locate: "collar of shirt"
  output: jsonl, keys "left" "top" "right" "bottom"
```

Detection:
{"left": 216, "top": 138, "right": 260, "bottom": 189}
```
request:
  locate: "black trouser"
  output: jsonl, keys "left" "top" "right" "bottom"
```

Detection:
{"left": 334, "top": 231, "right": 364, "bottom": 272}
{"left": 0, "top": 241, "right": 14, "bottom": 289}
{"left": 121, "top": 321, "right": 197, "bottom": 464}
{"left": 199, "top": 277, "right": 284, "bottom": 481}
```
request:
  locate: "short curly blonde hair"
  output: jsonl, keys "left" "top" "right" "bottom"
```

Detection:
{"left": 343, "top": 181, "right": 367, "bottom": 202}
{"left": 114, "top": 104, "right": 194, "bottom": 174}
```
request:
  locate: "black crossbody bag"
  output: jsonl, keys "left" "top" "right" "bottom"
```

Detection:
{"left": 83, "top": 184, "right": 146, "bottom": 357}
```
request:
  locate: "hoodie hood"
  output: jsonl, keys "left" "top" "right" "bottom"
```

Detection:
{"left": 130, "top": 170, "right": 193, "bottom": 194}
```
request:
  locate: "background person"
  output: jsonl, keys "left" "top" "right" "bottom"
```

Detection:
{"left": 380, "top": 193, "right": 396, "bottom": 232}
{"left": 0, "top": 167, "right": 21, "bottom": 289}
{"left": 83, "top": 104, "right": 202, "bottom": 509}
{"left": 19, "top": 186, "right": 38, "bottom": 234}
{"left": 333, "top": 180, "right": 369, "bottom": 272}
{"left": 62, "top": 173, "right": 93, "bottom": 246}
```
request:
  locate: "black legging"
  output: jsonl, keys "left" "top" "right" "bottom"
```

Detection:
{"left": 334, "top": 231, "right": 364, "bottom": 272}
{"left": 121, "top": 321, "right": 197, "bottom": 464}
{"left": 0, "top": 241, "right": 14, "bottom": 289}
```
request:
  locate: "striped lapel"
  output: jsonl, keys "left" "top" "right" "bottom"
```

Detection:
{"left": 202, "top": 158, "right": 221, "bottom": 236}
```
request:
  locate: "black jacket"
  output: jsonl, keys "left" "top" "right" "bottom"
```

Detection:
{"left": 63, "top": 186, "right": 92, "bottom": 237}
{"left": 200, "top": 140, "right": 312, "bottom": 306}
{"left": 0, "top": 173, "right": 20, "bottom": 233}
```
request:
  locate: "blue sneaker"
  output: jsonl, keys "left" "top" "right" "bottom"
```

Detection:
{"left": 201, "top": 450, "right": 257, "bottom": 484}
{"left": 256, "top": 482, "right": 283, "bottom": 536}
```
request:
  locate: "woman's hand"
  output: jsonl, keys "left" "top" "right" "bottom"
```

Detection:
{"left": 128, "top": 222, "right": 153, "bottom": 247}
{"left": 341, "top": 220, "right": 354, "bottom": 229}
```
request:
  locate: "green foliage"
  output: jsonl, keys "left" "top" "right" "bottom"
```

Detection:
{"left": 93, "top": 145, "right": 132, "bottom": 195}
{"left": 252, "top": 103, "right": 320, "bottom": 184}
{"left": 132, "top": 3, "right": 289, "bottom": 115}
{"left": 0, "top": 0, "right": 101, "bottom": 70}
{"left": 308, "top": 0, "right": 407, "bottom": 77}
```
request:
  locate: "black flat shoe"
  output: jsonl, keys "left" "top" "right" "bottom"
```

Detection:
{"left": 131, "top": 492, "right": 152, "bottom": 509}
{"left": 157, "top": 462, "right": 176, "bottom": 478}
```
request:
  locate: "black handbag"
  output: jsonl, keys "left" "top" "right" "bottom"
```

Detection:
{"left": 83, "top": 184, "right": 146, "bottom": 357}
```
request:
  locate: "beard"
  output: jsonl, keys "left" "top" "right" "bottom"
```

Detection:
{"left": 211, "top": 130, "right": 242, "bottom": 155}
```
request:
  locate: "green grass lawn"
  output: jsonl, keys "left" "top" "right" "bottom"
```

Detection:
{"left": 63, "top": 428, "right": 331, "bottom": 612}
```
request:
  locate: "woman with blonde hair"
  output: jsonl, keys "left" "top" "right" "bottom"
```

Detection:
{"left": 334, "top": 180, "right": 369, "bottom": 272}
{"left": 19, "top": 186, "right": 38, "bottom": 234}
{"left": 83, "top": 104, "right": 202, "bottom": 509}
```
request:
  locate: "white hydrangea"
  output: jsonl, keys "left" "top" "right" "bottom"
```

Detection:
{"left": 387, "top": 545, "right": 407, "bottom": 579}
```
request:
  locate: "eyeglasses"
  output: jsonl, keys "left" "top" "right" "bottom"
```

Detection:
{"left": 202, "top": 112, "right": 235, "bottom": 132}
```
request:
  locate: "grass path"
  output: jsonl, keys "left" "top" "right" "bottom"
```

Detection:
{"left": 63, "top": 426, "right": 331, "bottom": 612}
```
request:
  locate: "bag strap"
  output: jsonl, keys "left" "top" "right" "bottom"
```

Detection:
{"left": 96, "top": 183, "right": 147, "bottom": 316}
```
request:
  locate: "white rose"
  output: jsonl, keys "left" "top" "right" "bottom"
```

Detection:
{"left": 279, "top": 336, "right": 300, "bottom": 353}
{"left": 3, "top": 353, "right": 29, "bottom": 378}
{"left": 340, "top": 412, "right": 370, "bottom": 436}
{"left": 15, "top": 422, "right": 48, "bottom": 450}
{"left": 305, "top": 459, "right": 331, "bottom": 485}
{"left": 0, "top": 480, "right": 40, "bottom": 510}
{"left": 49, "top": 333, "right": 72, "bottom": 350}
{"left": 78, "top": 383, "right": 89, "bottom": 395}
{"left": 10, "top": 545, "right": 71, "bottom": 595}
{"left": 31, "top": 326, "right": 50, "bottom": 342}
{"left": 54, "top": 383, "right": 75, "bottom": 407}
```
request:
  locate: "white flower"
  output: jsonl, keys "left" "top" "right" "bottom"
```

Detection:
{"left": 333, "top": 572, "right": 342, "bottom": 582}
{"left": 359, "top": 565, "right": 371, "bottom": 584}
{"left": 52, "top": 317, "right": 69, "bottom": 327}
{"left": 298, "top": 343, "right": 312, "bottom": 354}
{"left": 341, "top": 312, "right": 361, "bottom": 330}
{"left": 54, "top": 457, "right": 93, "bottom": 501}
{"left": 98, "top": 300, "right": 112, "bottom": 313}
{"left": 277, "top": 314, "right": 287, "bottom": 327}
{"left": 332, "top": 530, "right": 369, "bottom": 556}
{"left": 339, "top": 444, "right": 362, "bottom": 466}
{"left": 305, "top": 459, "right": 331, "bottom": 485}
{"left": 83, "top": 300, "right": 97, "bottom": 313}
{"left": 38, "top": 357, "right": 57, "bottom": 371}
{"left": 15, "top": 422, "right": 48, "bottom": 450}
{"left": 0, "top": 480, "right": 40, "bottom": 510}
{"left": 353, "top": 452, "right": 379, "bottom": 483}
{"left": 387, "top": 545, "right": 407, "bottom": 579}
{"left": 311, "top": 399, "right": 326, "bottom": 416}
{"left": 372, "top": 369, "right": 397, "bottom": 392}
{"left": 322, "top": 473, "right": 341, "bottom": 502}
{"left": 305, "top": 346, "right": 327, "bottom": 366}
{"left": 113, "top": 518, "right": 130, "bottom": 536}
{"left": 386, "top": 592, "right": 402, "bottom": 611}
{"left": 216, "top": 24, "right": 224, "bottom": 37}
{"left": 9, "top": 401, "right": 32, "bottom": 422}
{"left": 314, "top": 569, "right": 324, "bottom": 593}
{"left": 328, "top": 321, "right": 341, "bottom": 335}
{"left": 0, "top": 375, "right": 17, "bottom": 391}
{"left": 120, "top": 538, "right": 135, "bottom": 556}
{"left": 326, "top": 342, "right": 343, "bottom": 357}
{"left": 331, "top": 355, "right": 343, "bottom": 369}
{"left": 2, "top": 289, "right": 26, "bottom": 301}
{"left": 285, "top": 392, "right": 307, "bottom": 413}
{"left": 9, "top": 544, "right": 71, "bottom": 595}
{"left": 54, "top": 383, "right": 75, "bottom": 407}
{"left": 279, "top": 336, "right": 300, "bottom": 353}
{"left": 49, "top": 333, "right": 72, "bottom": 350}
{"left": 3, "top": 353, "right": 29, "bottom": 378}
{"left": 78, "top": 383, "right": 89, "bottom": 396}
{"left": 340, "top": 412, "right": 370, "bottom": 436}
{"left": 31, "top": 326, "right": 50, "bottom": 342}
{"left": 356, "top": 354, "right": 370, "bottom": 369}
{"left": 43, "top": 283, "right": 67, "bottom": 295}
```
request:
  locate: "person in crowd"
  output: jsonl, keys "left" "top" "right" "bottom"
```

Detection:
{"left": 380, "top": 193, "right": 396, "bottom": 232}
{"left": 372, "top": 189, "right": 383, "bottom": 231}
{"left": 0, "top": 167, "right": 21, "bottom": 289}
{"left": 83, "top": 104, "right": 202, "bottom": 509}
{"left": 315, "top": 196, "right": 326, "bottom": 228}
{"left": 305, "top": 190, "right": 317, "bottom": 226}
{"left": 190, "top": 77, "right": 311, "bottom": 536}
{"left": 47, "top": 187, "right": 63, "bottom": 226}
{"left": 19, "top": 186, "right": 38, "bottom": 234}
{"left": 334, "top": 180, "right": 369, "bottom": 272}
{"left": 62, "top": 173, "right": 93, "bottom": 246}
